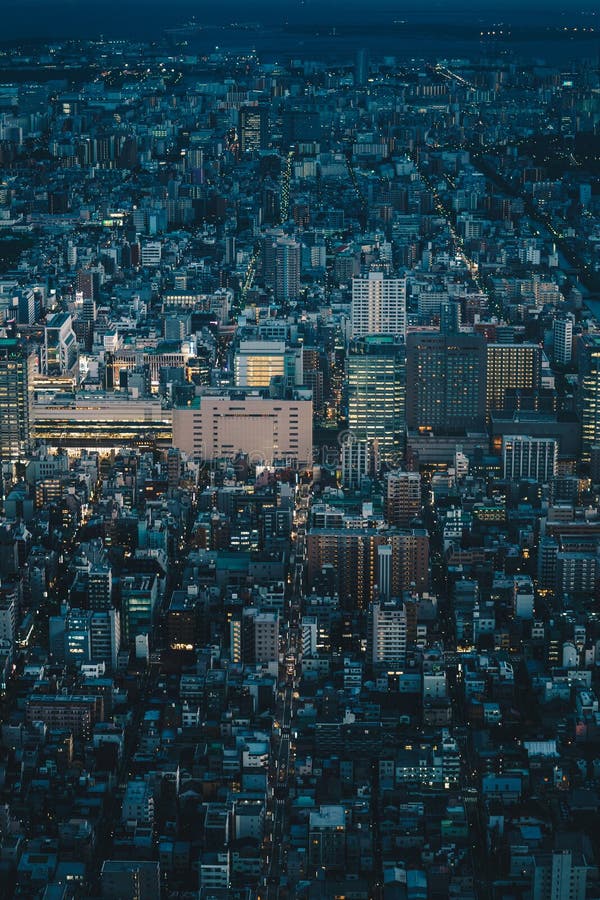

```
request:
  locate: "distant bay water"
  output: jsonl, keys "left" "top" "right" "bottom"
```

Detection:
{"left": 0, "top": 2, "right": 598, "bottom": 69}
{"left": 191, "top": 25, "right": 599, "bottom": 67}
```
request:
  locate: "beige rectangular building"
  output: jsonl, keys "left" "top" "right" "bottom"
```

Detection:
{"left": 172, "top": 391, "right": 312, "bottom": 468}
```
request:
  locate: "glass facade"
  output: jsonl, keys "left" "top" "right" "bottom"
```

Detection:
{"left": 347, "top": 334, "right": 406, "bottom": 465}
{"left": 0, "top": 338, "right": 34, "bottom": 462}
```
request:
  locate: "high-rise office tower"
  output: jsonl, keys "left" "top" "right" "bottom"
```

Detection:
{"left": 486, "top": 344, "right": 542, "bottom": 415}
{"left": 486, "top": 343, "right": 542, "bottom": 415}
{"left": 385, "top": 470, "right": 421, "bottom": 526}
{"left": 578, "top": 334, "right": 600, "bottom": 459}
{"left": 224, "top": 235, "right": 236, "bottom": 266}
{"left": 553, "top": 315, "right": 573, "bottom": 366}
{"left": 502, "top": 435, "right": 558, "bottom": 483}
{"left": 406, "top": 332, "right": 486, "bottom": 432}
{"left": 262, "top": 230, "right": 284, "bottom": 286}
{"left": 239, "top": 105, "right": 269, "bottom": 153}
{"left": 0, "top": 338, "right": 35, "bottom": 463}
{"left": 351, "top": 272, "right": 407, "bottom": 339}
{"left": 347, "top": 335, "right": 406, "bottom": 465}
{"left": 355, "top": 47, "right": 369, "bottom": 86}
{"left": 275, "top": 239, "right": 301, "bottom": 302}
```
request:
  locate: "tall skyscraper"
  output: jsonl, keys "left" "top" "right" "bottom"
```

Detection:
{"left": 355, "top": 48, "right": 369, "bottom": 86}
{"left": 351, "top": 272, "right": 406, "bottom": 339}
{"left": 578, "top": 333, "right": 600, "bottom": 459}
{"left": 406, "top": 332, "right": 486, "bottom": 432}
{"left": 486, "top": 343, "right": 542, "bottom": 415}
{"left": 347, "top": 335, "right": 406, "bottom": 465}
{"left": 239, "top": 105, "right": 269, "bottom": 153}
{"left": 0, "top": 338, "right": 35, "bottom": 463}
{"left": 275, "top": 239, "right": 301, "bottom": 302}
{"left": 553, "top": 315, "right": 573, "bottom": 367}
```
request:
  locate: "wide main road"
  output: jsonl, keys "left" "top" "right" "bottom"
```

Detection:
{"left": 259, "top": 489, "right": 305, "bottom": 900}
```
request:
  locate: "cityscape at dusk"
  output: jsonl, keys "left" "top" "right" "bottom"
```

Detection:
{"left": 0, "top": 2, "right": 599, "bottom": 899}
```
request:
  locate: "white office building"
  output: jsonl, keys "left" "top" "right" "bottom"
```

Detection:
{"left": 351, "top": 272, "right": 406, "bottom": 338}
{"left": 553, "top": 316, "right": 574, "bottom": 366}
{"left": 502, "top": 435, "right": 557, "bottom": 483}
{"left": 370, "top": 598, "right": 407, "bottom": 666}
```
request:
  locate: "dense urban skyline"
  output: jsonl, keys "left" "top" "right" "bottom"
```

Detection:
{"left": 0, "top": 5, "right": 600, "bottom": 900}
